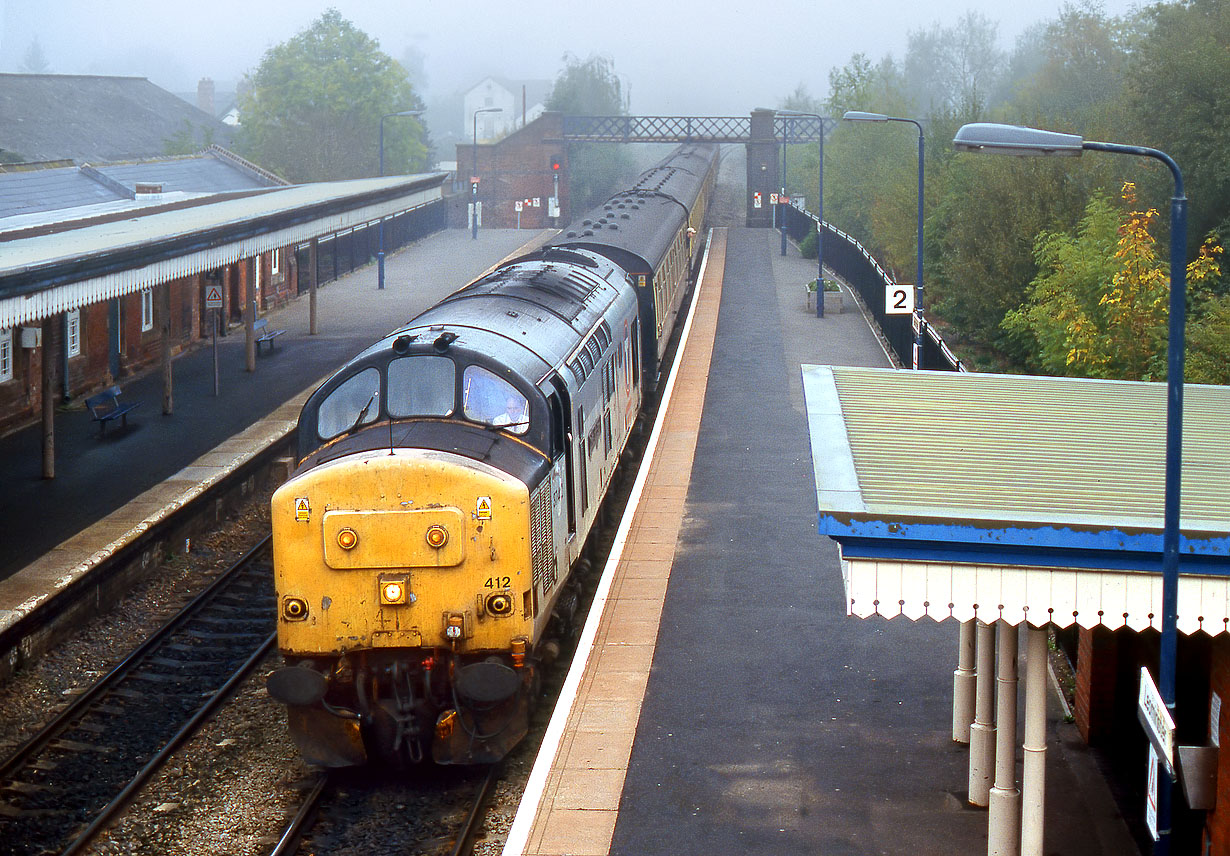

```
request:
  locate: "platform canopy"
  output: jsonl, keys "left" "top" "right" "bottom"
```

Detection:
{"left": 802, "top": 365, "right": 1230, "bottom": 633}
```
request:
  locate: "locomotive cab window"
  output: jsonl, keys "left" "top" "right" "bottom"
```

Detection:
{"left": 462, "top": 365, "right": 528, "bottom": 435}
{"left": 317, "top": 367, "right": 381, "bottom": 440}
{"left": 388, "top": 356, "right": 455, "bottom": 418}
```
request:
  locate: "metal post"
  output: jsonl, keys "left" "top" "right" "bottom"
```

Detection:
{"left": 780, "top": 119, "right": 788, "bottom": 256}
{"left": 41, "top": 316, "right": 55, "bottom": 479}
{"left": 308, "top": 238, "right": 319, "bottom": 336}
{"left": 377, "top": 109, "right": 424, "bottom": 289}
{"left": 244, "top": 258, "right": 256, "bottom": 373}
{"left": 211, "top": 308, "right": 219, "bottom": 396}
{"left": 969, "top": 619, "right": 996, "bottom": 806}
{"left": 817, "top": 124, "right": 825, "bottom": 318}
{"left": 954, "top": 619, "right": 977, "bottom": 743}
{"left": 913, "top": 126, "right": 924, "bottom": 369}
{"left": 989, "top": 620, "right": 1021, "bottom": 856}
{"left": 160, "top": 283, "right": 172, "bottom": 415}
{"left": 471, "top": 108, "right": 501, "bottom": 240}
{"left": 1021, "top": 624, "right": 1049, "bottom": 856}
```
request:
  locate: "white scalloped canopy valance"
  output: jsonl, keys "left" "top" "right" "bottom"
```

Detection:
{"left": 842, "top": 558, "right": 1230, "bottom": 636}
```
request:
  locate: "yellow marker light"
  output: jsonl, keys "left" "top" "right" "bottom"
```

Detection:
{"left": 425, "top": 524, "right": 449, "bottom": 549}
{"left": 379, "top": 575, "right": 409, "bottom": 605}
{"left": 445, "top": 614, "right": 464, "bottom": 639}
{"left": 336, "top": 527, "right": 359, "bottom": 550}
{"left": 282, "top": 597, "right": 309, "bottom": 621}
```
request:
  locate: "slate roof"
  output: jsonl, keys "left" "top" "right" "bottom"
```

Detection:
{"left": 0, "top": 73, "right": 234, "bottom": 163}
{"left": 0, "top": 148, "right": 284, "bottom": 224}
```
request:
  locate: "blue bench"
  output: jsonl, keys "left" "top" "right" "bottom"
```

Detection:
{"left": 254, "top": 317, "right": 286, "bottom": 353}
{"left": 84, "top": 385, "right": 140, "bottom": 437}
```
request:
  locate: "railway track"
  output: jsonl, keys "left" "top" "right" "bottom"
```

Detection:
{"left": 269, "top": 763, "right": 501, "bottom": 856}
{"left": 0, "top": 536, "right": 276, "bottom": 856}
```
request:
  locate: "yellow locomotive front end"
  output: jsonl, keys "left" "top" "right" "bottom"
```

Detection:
{"left": 267, "top": 447, "right": 538, "bottom": 766}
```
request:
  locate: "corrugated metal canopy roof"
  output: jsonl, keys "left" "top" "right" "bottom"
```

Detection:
{"left": 802, "top": 365, "right": 1230, "bottom": 632}
{"left": 0, "top": 173, "right": 445, "bottom": 329}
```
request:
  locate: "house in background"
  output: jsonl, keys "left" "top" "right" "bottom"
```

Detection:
{"left": 0, "top": 73, "right": 234, "bottom": 162}
{"left": 462, "top": 76, "right": 551, "bottom": 142}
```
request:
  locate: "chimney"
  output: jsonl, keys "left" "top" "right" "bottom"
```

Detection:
{"left": 198, "top": 78, "right": 216, "bottom": 116}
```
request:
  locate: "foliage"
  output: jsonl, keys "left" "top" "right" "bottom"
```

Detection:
{"left": 1003, "top": 183, "right": 1223, "bottom": 379}
{"left": 903, "top": 11, "right": 1004, "bottom": 117}
{"left": 235, "top": 10, "right": 426, "bottom": 182}
{"left": 1186, "top": 294, "right": 1230, "bottom": 384}
{"left": 546, "top": 54, "right": 634, "bottom": 212}
{"left": 21, "top": 38, "right": 50, "bottom": 74}
{"left": 163, "top": 120, "right": 216, "bottom": 157}
{"left": 1124, "top": 0, "right": 1230, "bottom": 258}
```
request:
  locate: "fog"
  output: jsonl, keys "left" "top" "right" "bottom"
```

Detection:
{"left": 2, "top": 0, "right": 1144, "bottom": 117}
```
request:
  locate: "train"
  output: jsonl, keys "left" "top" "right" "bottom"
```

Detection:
{"left": 265, "top": 143, "right": 719, "bottom": 767}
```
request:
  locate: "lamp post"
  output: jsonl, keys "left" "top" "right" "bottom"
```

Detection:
{"left": 775, "top": 109, "right": 827, "bottom": 317}
{"left": 472, "top": 107, "right": 502, "bottom": 239}
{"left": 954, "top": 122, "right": 1187, "bottom": 856}
{"left": 844, "top": 111, "right": 925, "bottom": 366}
{"left": 377, "top": 109, "right": 425, "bottom": 290}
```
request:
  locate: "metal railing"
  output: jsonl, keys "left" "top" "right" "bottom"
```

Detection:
{"left": 294, "top": 198, "right": 446, "bottom": 293}
{"left": 781, "top": 203, "right": 963, "bottom": 371}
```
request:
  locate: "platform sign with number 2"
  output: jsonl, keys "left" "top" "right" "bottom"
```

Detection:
{"left": 885, "top": 284, "right": 916, "bottom": 315}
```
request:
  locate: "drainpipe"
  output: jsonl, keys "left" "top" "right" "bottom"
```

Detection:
{"left": 954, "top": 619, "right": 976, "bottom": 743}
{"left": 1020, "top": 625, "right": 1049, "bottom": 856}
{"left": 969, "top": 619, "right": 996, "bottom": 806}
{"left": 988, "top": 620, "right": 1021, "bottom": 855}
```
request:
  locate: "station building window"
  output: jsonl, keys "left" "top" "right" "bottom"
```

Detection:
{"left": 140, "top": 289, "right": 154, "bottom": 332}
{"left": 0, "top": 328, "right": 11, "bottom": 382}
{"left": 66, "top": 310, "right": 81, "bottom": 358}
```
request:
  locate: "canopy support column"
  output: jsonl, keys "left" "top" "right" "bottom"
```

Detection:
{"left": 969, "top": 619, "right": 996, "bottom": 806}
{"left": 1020, "top": 624, "right": 1049, "bottom": 855}
{"left": 989, "top": 620, "right": 1021, "bottom": 855}
{"left": 954, "top": 619, "right": 976, "bottom": 743}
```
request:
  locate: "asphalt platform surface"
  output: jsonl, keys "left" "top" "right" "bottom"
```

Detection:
{"left": 607, "top": 228, "right": 1140, "bottom": 856}
{"left": 0, "top": 229, "right": 550, "bottom": 580}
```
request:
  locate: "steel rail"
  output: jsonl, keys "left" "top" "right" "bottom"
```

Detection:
{"left": 0, "top": 534, "right": 272, "bottom": 781}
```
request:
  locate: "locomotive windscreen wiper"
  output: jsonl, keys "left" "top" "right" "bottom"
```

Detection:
{"left": 345, "top": 392, "right": 377, "bottom": 436}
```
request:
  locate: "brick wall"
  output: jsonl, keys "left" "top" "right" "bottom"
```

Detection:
{"left": 1076, "top": 625, "right": 1121, "bottom": 744}
{"left": 456, "top": 113, "right": 568, "bottom": 230}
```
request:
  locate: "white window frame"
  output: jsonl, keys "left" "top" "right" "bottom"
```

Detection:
{"left": 66, "top": 309, "right": 81, "bottom": 358}
{"left": 140, "top": 288, "right": 154, "bottom": 332}
{"left": 271, "top": 248, "right": 280, "bottom": 276}
{"left": 0, "top": 328, "right": 12, "bottom": 382}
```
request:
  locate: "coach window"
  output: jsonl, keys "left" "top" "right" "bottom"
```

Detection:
{"left": 388, "top": 356, "right": 455, "bottom": 417}
{"left": 463, "top": 365, "right": 528, "bottom": 435}
{"left": 317, "top": 367, "right": 381, "bottom": 440}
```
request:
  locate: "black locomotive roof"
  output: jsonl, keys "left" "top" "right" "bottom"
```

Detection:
{"left": 551, "top": 144, "right": 717, "bottom": 271}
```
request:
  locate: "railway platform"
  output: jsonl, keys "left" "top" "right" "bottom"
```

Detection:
{"left": 503, "top": 227, "right": 1140, "bottom": 856}
{"left": 0, "top": 228, "right": 551, "bottom": 668}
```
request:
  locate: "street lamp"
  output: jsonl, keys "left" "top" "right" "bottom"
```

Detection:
{"left": 954, "top": 121, "right": 1188, "bottom": 856}
{"left": 472, "top": 107, "right": 502, "bottom": 239}
{"left": 844, "top": 111, "right": 925, "bottom": 366}
{"left": 775, "top": 109, "right": 828, "bottom": 317}
{"left": 377, "top": 109, "right": 425, "bottom": 290}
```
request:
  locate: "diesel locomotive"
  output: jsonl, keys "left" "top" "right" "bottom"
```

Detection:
{"left": 266, "top": 144, "right": 718, "bottom": 766}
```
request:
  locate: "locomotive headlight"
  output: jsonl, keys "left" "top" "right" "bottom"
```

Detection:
{"left": 425, "top": 524, "right": 449, "bottom": 549}
{"left": 485, "top": 592, "right": 515, "bottom": 616}
{"left": 378, "top": 574, "right": 410, "bottom": 605}
{"left": 336, "top": 527, "right": 359, "bottom": 550}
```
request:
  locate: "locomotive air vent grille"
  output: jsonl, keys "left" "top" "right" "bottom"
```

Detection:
{"left": 530, "top": 482, "right": 555, "bottom": 594}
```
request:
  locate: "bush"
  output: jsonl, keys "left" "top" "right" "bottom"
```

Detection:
{"left": 799, "top": 229, "right": 818, "bottom": 259}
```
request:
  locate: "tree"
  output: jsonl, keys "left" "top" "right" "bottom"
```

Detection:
{"left": 904, "top": 11, "right": 1004, "bottom": 118}
{"left": 1003, "top": 183, "right": 1222, "bottom": 379}
{"left": 21, "top": 38, "right": 50, "bottom": 74}
{"left": 546, "top": 54, "right": 635, "bottom": 212}
{"left": 235, "top": 10, "right": 426, "bottom": 182}
{"left": 1124, "top": 0, "right": 1230, "bottom": 256}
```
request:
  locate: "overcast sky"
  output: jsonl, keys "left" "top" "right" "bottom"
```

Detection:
{"left": 3, "top": 0, "right": 1144, "bottom": 115}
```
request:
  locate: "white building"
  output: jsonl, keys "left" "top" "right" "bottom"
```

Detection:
{"left": 462, "top": 76, "right": 551, "bottom": 142}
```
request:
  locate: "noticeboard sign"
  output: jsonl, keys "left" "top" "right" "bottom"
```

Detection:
{"left": 1137, "top": 667, "right": 1176, "bottom": 778}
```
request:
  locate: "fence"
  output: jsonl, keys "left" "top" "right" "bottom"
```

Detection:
{"left": 781, "top": 204, "right": 963, "bottom": 372}
{"left": 294, "top": 198, "right": 447, "bottom": 294}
